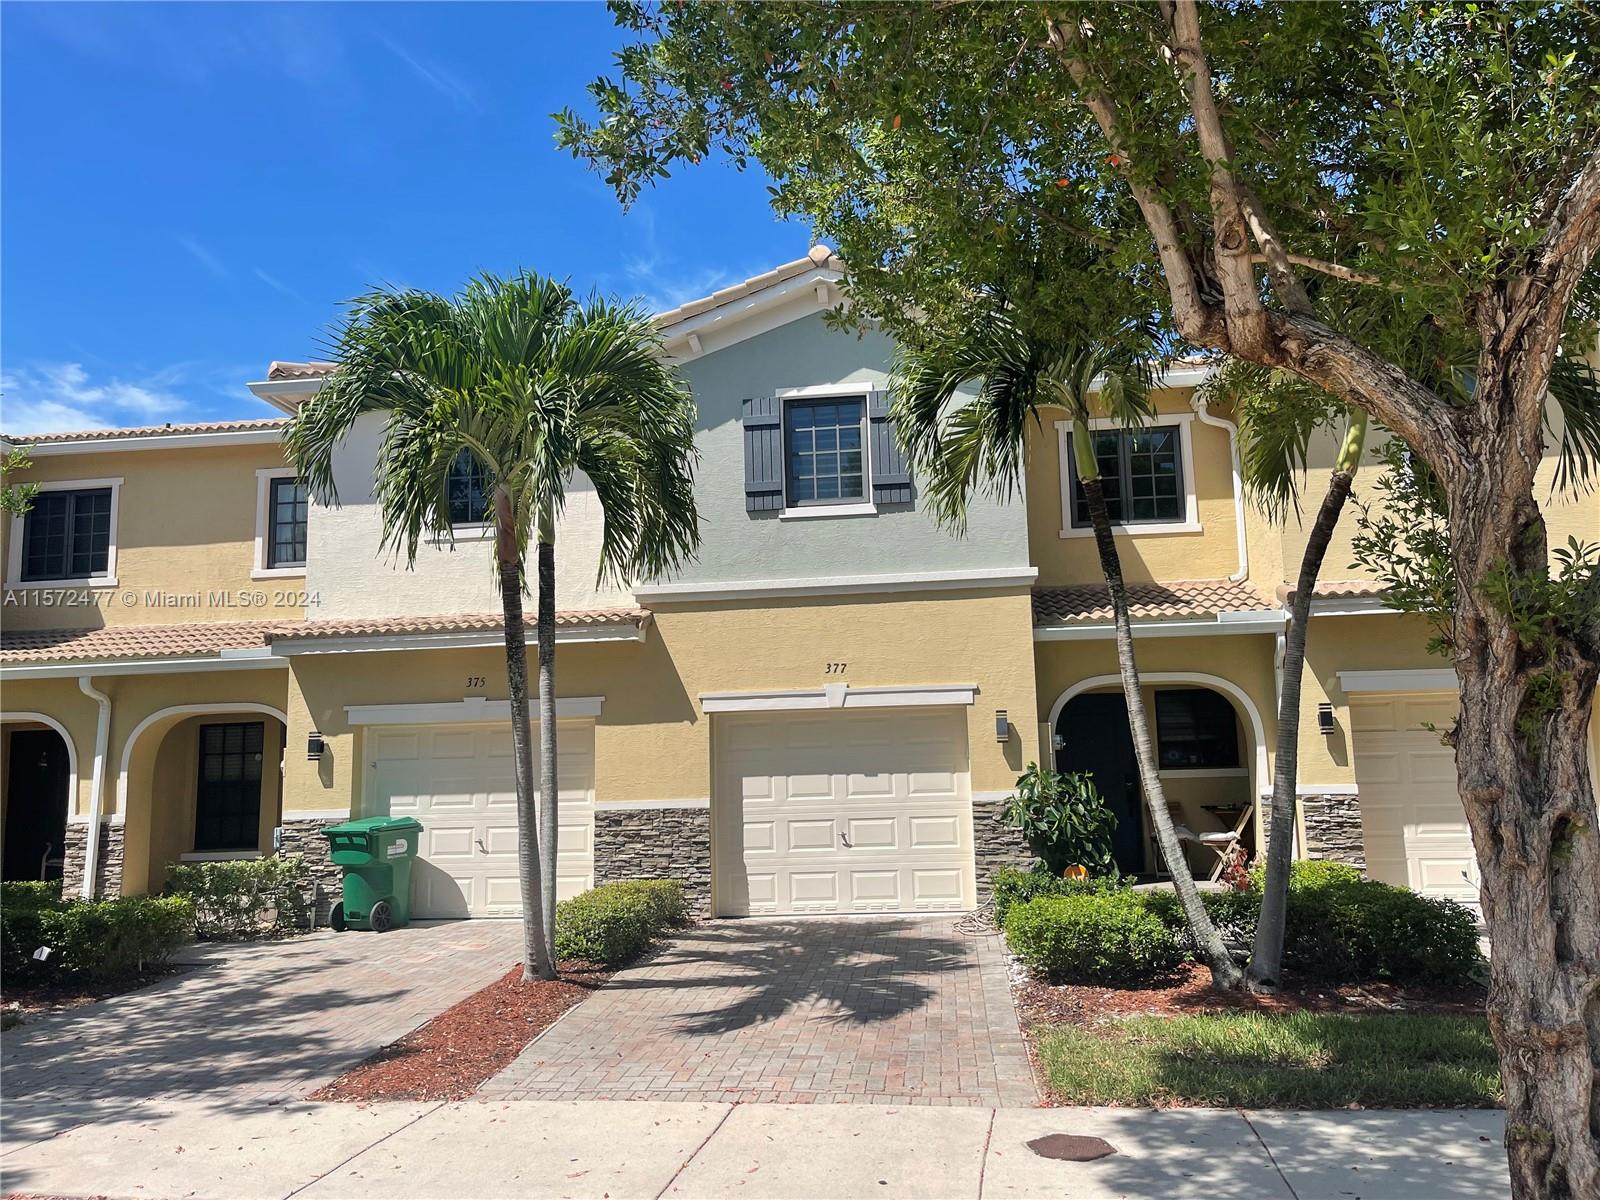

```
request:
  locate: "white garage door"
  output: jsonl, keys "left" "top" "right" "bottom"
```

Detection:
{"left": 1350, "top": 693, "right": 1480, "bottom": 913}
{"left": 370, "top": 720, "right": 594, "bottom": 918}
{"left": 714, "top": 708, "right": 973, "bottom": 917}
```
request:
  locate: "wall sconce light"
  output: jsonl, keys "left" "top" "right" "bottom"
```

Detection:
{"left": 307, "top": 731, "right": 326, "bottom": 761}
{"left": 1316, "top": 703, "right": 1336, "bottom": 736}
{"left": 995, "top": 710, "right": 1010, "bottom": 743}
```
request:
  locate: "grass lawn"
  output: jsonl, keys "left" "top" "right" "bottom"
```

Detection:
{"left": 1035, "top": 1012, "right": 1500, "bottom": 1108}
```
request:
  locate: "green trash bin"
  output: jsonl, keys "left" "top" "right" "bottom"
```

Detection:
{"left": 322, "top": 816, "right": 423, "bottom": 932}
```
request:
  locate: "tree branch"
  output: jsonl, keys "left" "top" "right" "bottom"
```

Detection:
{"left": 1249, "top": 252, "right": 1400, "bottom": 290}
{"left": 1045, "top": 13, "right": 1223, "bottom": 347}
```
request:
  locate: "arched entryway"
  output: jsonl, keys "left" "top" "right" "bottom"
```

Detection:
{"left": 1, "top": 715, "right": 76, "bottom": 883}
{"left": 118, "top": 703, "right": 288, "bottom": 895}
{"left": 1050, "top": 674, "right": 1268, "bottom": 879}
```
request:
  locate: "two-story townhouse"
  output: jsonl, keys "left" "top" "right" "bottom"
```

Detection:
{"left": 3, "top": 245, "right": 1595, "bottom": 925}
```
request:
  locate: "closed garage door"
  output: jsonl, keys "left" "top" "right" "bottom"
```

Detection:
{"left": 714, "top": 708, "right": 973, "bottom": 917}
{"left": 1350, "top": 693, "right": 1480, "bottom": 913}
{"left": 370, "top": 720, "right": 594, "bottom": 918}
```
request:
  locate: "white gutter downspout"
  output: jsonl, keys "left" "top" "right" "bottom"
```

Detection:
{"left": 1190, "top": 394, "right": 1250, "bottom": 583}
{"left": 78, "top": 676, "right": 111, "bottom": 899}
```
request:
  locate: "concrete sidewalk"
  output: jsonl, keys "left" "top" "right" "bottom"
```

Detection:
{"left": 0, "top": 1098, "right": 1506, "bottom": 1199}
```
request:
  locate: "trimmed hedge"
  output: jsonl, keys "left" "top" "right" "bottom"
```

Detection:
{"left": 2, "top": 887, "right": 194, "bottom": 983}
{"left": 554, "top": 879, "right": 685, "bottom": 964}
{"left": 1139, "top": 861, "right": 1483, "bottom": 985}
{"left": 1005, "top": 892, "right": 1183, "bottom": 985}
{"left": 166, "top": 856, "right": 309, "bottom": 940}
{"left": 991, "top": 865, "right": 1128, "bottom": 927}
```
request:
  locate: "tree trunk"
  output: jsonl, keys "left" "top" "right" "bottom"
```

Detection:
{"left": 1075, "top": 431, "right": 1242, "bottom": 990}
{"left": 1248, "top": 410, "right": 1365, "bottom": 991}
{"left": 535, "top": 516, "right": 560, "bottom": 976}
{"left": 1444, "top": 384, "right": 1600, "bottom": 1200}
{"left": 495, "top": 491, "right": 555, "bottom": 983}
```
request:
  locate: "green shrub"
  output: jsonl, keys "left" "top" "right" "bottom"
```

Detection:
{"left": 990, "top": 865, "right": 1128, "bottom": 927}
{"left": 2, "top": 894, "right": 194, "bottom": 983}
{"left": 996, "top": 764, "right": 1120, "bottom": 878}
{"left": 1, "top": 880, "right": 63, "bottom": 909}
{"left": 1142, "top": 862, "right": 1484, "bottom": 985}
{"left": 554, "top": 879, "right": 685, "bottom": 964}
{"left": 1005, "top": 892, "right": 1183, "bottom": 985}
{"left": 165, "top": 856, "right": 309, "bottom": 940}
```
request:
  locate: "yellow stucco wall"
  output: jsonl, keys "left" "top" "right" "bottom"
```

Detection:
{"left": 283, "top": 588, "right": 1041, "bottom": 820}
{"left": 1, "top": 441, "right": 303, "bottom": 631}
{"left": 0, "top": 677, "right": 105, "bottom": 817}
{"left": 1025, "top": 389, "right": 1244, "bottom": 587}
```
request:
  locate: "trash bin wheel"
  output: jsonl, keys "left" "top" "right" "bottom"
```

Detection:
{"left": 329, "top": 902, "right": 346, "bottom": 932}
{"left": 369, "top": 900, "right": 394, "bottom": 933}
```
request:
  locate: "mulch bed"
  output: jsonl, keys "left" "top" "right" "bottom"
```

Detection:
{"left": 310, "top": 961, "right": 610, "bottom": 1102}
{"left": 1017, "top": 961, "right": 1486, "bottom": 1029}
{"left": 2, "top": 965, "right": 191, "bottom": 1023}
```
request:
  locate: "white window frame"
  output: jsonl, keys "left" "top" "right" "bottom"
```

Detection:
{"left": 5, "top": 477, "right": 123, "bottom": 589}
{"left": 774, "top": 382, "right": 879, "bottom": 520}
{"left": 1056, "top": 413, "right": 1200, "bottom": 538}
{"left": 253, "top": 468, "right": 307, "bottom": 579}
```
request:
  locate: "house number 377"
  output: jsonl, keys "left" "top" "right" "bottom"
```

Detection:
{"left": 824, "top": 662, "right": 848, "bottom": 675}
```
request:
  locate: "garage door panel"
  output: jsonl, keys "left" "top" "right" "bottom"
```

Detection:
{"left": 1351, "top": 692, "right": 1478, "bottom": 916}
{"left": 369, "top": 720, "right": 594, "bottom": 918}
{"left": 715, "top": 708, "right": 973, "bottom": 917}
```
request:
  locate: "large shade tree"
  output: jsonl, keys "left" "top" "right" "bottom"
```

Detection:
{"left": 286, "top": 273, "right": 699, "bottom": 980}
{"left": 558, "top": 4, "right": 1600, "bottom": 1192}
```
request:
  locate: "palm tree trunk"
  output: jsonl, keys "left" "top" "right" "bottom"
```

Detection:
{"left": 1074, "top": 430, "right": 1242, "bottom": 989}
{"left": 535, "top": 511, "right": 560, "bottom": 974}
{"left": 495, "top": 491, "right": 555, "bottom": 982}
{"left": 1247, "top": 410, "right": 1365, "bottom": 991}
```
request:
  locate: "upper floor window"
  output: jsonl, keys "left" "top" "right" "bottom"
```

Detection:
{"left": 1155, "top": 688, "right": 1241, "bottom": 770}
{"left": 785, "top": 397, "right": 865, "bottom": 506}
{"left": 266, "top": 478, "right": 308, "bottom": 569}
{"left": 19, "top": 487, "right": 113, "bottom": 582}
{"left": 447, "top": 450, "right": 493, "bottom": 526}
{"left": 1058, "top": 417, "right": 1198, "bottom": 537}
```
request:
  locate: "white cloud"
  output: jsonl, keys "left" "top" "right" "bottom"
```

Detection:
{"left": 377, "top": 36, "right": 479, "bottom": 112}
{"left": 254, "top": 267, "right": 306, "bottom": 304}
{"left": 0, "top": 362, "right": 190, "bottom": 435}
{"left": 176, "top": 234, "right": 228, "bottom": 279}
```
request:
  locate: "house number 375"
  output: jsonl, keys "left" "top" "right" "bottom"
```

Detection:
{"left": 824, "top": 662, "right": 848, "bottom": 675}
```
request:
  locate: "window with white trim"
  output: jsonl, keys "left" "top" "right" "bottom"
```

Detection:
{"left": 1068, "top": 425, "right": 1186, "bottom": 527}
{"left": 20, "top": 487, "right": 113, "bottom": 581}
{"left": 785, "top": 397, "right": 866, "bottom": 505}
{"left": 446, "top": 450, "right": 493, "bottom": 526}
{"left": 265, "top": 477, "right": 308, "bottom": 569}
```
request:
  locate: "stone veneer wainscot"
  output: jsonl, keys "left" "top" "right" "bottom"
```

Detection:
{"left": 61, "top": 822, "right": 125, "bottom": 898}
{"left": 592, "top": 803, "right": 712, "bottom": 915}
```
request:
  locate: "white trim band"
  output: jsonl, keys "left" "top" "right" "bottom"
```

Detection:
{"left": 270, "top": 623, "right": 645, "bottom": 656}
{"left": 635, "top": 566, "right": 1036, "bottom": 604}
{"left": 1, "top": 655, "right": 289, "bottom": 681}
{"left": 17, "top": 429, "right": 283, "bottom": 456}
{"left": 1337, "top": 668, "right": 1459, "bottom": 694}
{"left": 700, "top": 682, "right": 977, "bottom": 714}
{"left": 344, "top": 696, "right": 606, "bottom": 725}
{"left": 595, "top": 798, "right": 711, "bottom": 812}
{"left": 1034, "top": 613, "right": 1285, "bottom": 641}
{"left": 282, "top": 809, "right": 353, "bottom": 822}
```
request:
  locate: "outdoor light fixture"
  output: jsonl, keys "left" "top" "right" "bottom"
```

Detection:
{"left": 995, "top": 710, "right": 1010, "bottom": 742}
{"left": 307, "top": 731, "right": 326, "bottom": 761}
{"left": 1317, "top": 703, "right": 1336, "bottom": 735}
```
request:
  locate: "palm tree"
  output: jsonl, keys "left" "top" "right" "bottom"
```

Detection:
{"left": 1218, "top": 352, "right": 1600, "bottom": 991}
{"left": 892, "top": 312, "right": 1242, "bottom": 990}
{"left": 285, "top": 272, "right": 700, "bottom": 981}
{"left": 1207, "top": 362, "right": 1366, "bottom": 991}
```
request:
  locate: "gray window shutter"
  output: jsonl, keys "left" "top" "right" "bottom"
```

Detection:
{"left": 742, "top": 396, "right": 783, "bottom": 512}
{"left": 868, "top": 391, "right": 912, "bottom": 506}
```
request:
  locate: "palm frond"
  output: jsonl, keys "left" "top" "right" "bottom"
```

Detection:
{"left": 1204, "top": 359, "right": 1345, "bottom": 523}
{"left": 1547, "top": 354, "right": 1600, "bottom": 497}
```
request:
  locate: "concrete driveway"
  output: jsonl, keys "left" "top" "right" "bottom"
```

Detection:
{"left": 483, "top": 916, "right": 1038, "bottom": 1106}
{"left": 2, "top": 919, "right": 522, "bottom": 1103}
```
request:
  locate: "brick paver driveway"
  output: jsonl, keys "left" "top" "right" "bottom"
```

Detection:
{"left": 483, "top": 916, "right": 1037, "bottom": 1107}
{"left": 4, "top": 920, "right": 521, "bottom": 1102}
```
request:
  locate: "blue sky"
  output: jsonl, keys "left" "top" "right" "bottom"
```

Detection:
{"left": 0, "top": 2, "right": 806, "bottom": 434}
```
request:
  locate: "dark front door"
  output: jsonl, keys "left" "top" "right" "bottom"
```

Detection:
{"left": 4, "top": 729, "right": 70, "bottom": 882}
{"left": 1055, "top": 693, "right": 1146, "bottom": 874}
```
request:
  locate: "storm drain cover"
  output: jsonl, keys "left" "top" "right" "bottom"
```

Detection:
{"left": 1026, "top": 1134, "right": 1117, "bottom": 1162}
